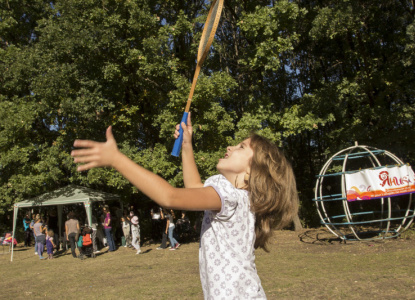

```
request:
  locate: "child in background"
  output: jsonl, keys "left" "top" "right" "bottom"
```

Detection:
{"left": 121, "top": 216, "right": 132, "bottom": 248}
{"left": 130, "top": 216, "right": 141, "bottom": 254}
{"left": 71, "top": 114, "right": 299, "bottom": 298}
{"left": 46, "top": 229, "right": 56, "bottom": 259}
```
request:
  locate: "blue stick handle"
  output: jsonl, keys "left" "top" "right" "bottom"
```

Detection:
{"left": 171, "top": 112, "right": 189, "bottom": 157}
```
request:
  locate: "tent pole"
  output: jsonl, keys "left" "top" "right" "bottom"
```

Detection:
{"left": 85, "top": 202, "right": 92, "bottom": 227}
{"left": 11, "top": 205, "right": 18, "bottom": 262}
{"left": 58, "top": 205, "right": 63, "bottom": 248}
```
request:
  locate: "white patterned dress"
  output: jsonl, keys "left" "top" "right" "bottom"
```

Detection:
{"left": 200, "top": 175, "right": 266, "bottom": 300}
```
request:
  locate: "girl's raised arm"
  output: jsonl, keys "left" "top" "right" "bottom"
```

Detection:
{"left": 174, "top": 114, "right": 203, "bottom": 188}
{"left": 71, "top": 127, "right": 220, "bottom": 211}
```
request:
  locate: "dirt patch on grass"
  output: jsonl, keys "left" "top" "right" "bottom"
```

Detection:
{"left": 1, "top": 228, "right": 415, "bottom": 299}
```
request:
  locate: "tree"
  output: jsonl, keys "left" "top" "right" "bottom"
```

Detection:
{"left": 1, "top": 0, "right": 414, "bottom": 228}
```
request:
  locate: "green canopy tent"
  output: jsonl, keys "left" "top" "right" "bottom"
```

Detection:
{"left": 11, "top": 185, "right": 120, "bottom": 262}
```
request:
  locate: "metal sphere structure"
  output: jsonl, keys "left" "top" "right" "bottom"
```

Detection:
{"left": 314, "top": 143, "right": 415, "bottom": 241}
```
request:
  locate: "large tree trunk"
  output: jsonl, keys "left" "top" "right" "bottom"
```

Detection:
{"left": 292, "top": 214, "right": 303, "bottom": 231}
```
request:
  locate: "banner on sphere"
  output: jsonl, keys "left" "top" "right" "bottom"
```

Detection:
{"left": 345, "top": 165, "right": 415, "bottom": 201}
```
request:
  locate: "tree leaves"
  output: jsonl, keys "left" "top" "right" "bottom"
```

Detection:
{"left": 1, "top": 0, "right": 414, "bottom": 226}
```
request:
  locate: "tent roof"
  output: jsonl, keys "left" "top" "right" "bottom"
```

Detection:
{"left": 14, "top": 185, "right": 120, "bottom": 208}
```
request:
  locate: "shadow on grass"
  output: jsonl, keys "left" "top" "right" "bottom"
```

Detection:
{"left": 51, "top": 249, "right": 73, "bottom": 259}
{"left": 8, "top": 247, "right": 29, "bottom": 252}
{"left": 298, "top": 228, "right": 346, "bottom": 245}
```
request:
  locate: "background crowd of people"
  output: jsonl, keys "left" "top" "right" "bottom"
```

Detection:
{"left": 18, "top": 203, "right": 199, "bottom": 260}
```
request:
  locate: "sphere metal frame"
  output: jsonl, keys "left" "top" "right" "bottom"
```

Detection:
{"left": 314, "top": 143, "right": 415, "bottom": 241}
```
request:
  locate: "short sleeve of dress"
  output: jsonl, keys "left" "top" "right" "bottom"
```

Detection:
{"left": 204, "top": 174, "right": 242, "bottom": 221}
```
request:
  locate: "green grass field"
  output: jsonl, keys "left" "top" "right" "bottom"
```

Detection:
{"left": 1, "top": 228, "right": 415, "bottom": 299}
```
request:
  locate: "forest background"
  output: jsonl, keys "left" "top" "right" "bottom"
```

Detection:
{"left": 1, "top": 0, "right": 414, "bottom": 229}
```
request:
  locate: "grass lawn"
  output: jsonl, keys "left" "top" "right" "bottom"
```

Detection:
{"left": 1, "top": 228, "right": 415, "bottom": 299}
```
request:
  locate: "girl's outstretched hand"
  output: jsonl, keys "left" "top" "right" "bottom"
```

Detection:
{"left": 174, "top": 113, "right": 193, "bottom": 146}
{"left": 71, "top": 126, "right": 119, "bottom": 172}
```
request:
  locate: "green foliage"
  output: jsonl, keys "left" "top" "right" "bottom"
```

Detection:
{"left": 404, "top": 21, "right": 415, "bottom": 67}
{"left": 1, "top": 0, "right": 414, "bottom": 227}
{"left": 239, "top": 1, "right": 305, "bottom": 72}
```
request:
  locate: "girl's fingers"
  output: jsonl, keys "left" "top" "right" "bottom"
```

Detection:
{"left": 105, "top": 126, "right": 114, "bottom": 141}
{"left": 181, "top": 122, "right": 192, "bottom": 137}
{"left": 174, "top": 124, "right": 182, "bottom": 139}
{"left": 173, "top": 112, "right": 192, "bottom": 139}
{"left": 187, "top": 112, "right": 192, "bottom": 127}
{"left": 73, "top": 154, "right": 99, "bottom": 164}
{"left": 76, "top": 162, "right": 97, "bottom": 172}
{"left": 73, "top": 139, "right": 99, "bottom": 148}
{"left": 71, "top": 148, "right": 96, "bottom": 157}
{"left": 181, "top": 121, "right": 187, "bottom": 131}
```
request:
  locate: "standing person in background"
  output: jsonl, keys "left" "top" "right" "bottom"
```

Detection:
{"left": 91, "top": 213, "right": 100, "bottom": 253}
{"left": 150, "top": 207, "right": 161, "bottom": 243}
{"left": 65, "top": 212, "right": 80, "bottom": 258}
{"left": 176, "top": 211, "right": 192, "bottom": 242}
{"left": 121, "top": 216, "right": 132, "bottom": 248}
{"left": 23, "top": 213, "right": 32, "bottom": 247}
{"left": 166, "top": 209, "right": 180, "bottom": 250}
{"left": 130, "top": 216, "right": 141, "bottom": 254}
{"left": 33, "top": 215, "right": 46, "bottom": 260}
{"left": 103, "top": 205, "right": 116, "bottom": 252}
{"left": 156, "top": 209, "right": 168, "bottom": 250}
{"left": 129, "top": 205, "right": 136, "bottom": 221}
{"left": 123, "top": 209, "right": 130, "bottom": 222}
{"left": 30, "top": 216, "right": 37, "bottom": 254}
{"left": 114, "top": 207, "right": 123, "bottom": 245}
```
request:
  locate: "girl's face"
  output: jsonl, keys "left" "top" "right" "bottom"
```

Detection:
{"left": 216, "top": 138, "right": 253, "bottom": 179}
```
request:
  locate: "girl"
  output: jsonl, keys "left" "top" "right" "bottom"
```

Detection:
{"left": 33, "top": 215, "right": 46, "bottom": 260}
{"left": 165, "top": 209, "right": 180, "bottom": 250}
{"left": 102, "top": 205, "right": 116, "bottom": 252}
{"left": 71, "top": 115, "right": 299, "bottom": 299}
{"left": 46, "top": 229, "right": 56, "bottom": 259}
{"left": 130, "top": 216, "right": 141, "bottom": 254}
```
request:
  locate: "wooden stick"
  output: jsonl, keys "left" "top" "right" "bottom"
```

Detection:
{"left": 185, "top": 64, "right": 201, "bottom": 112}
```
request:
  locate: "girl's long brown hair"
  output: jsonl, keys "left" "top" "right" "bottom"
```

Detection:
{"left": 248, "top": 134, "right": 299, "bottom": 252}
